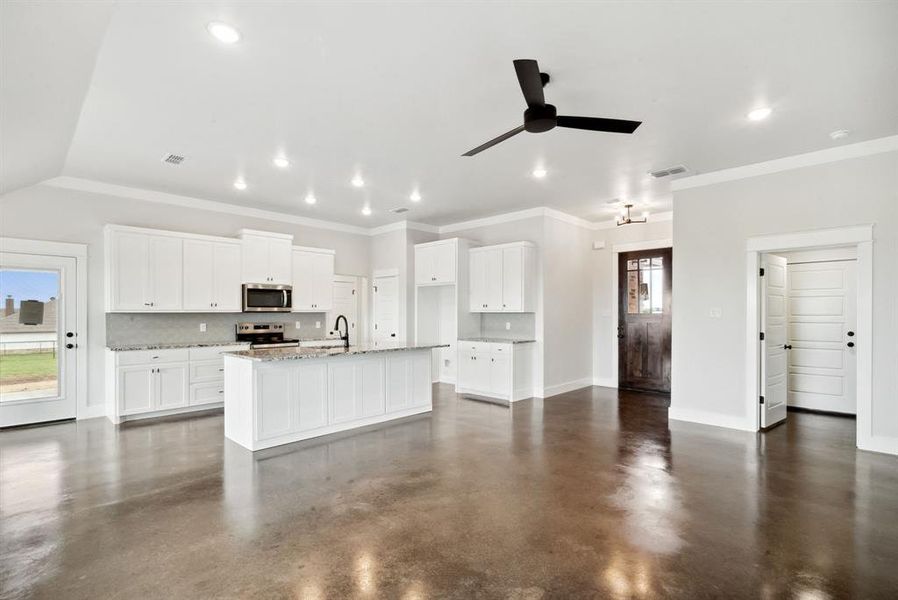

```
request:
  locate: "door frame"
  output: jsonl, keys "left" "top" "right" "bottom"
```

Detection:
{"left": 610, "top": 238, "right": 673, "bottom": 389}
{"left": 0, "top": 237, "right": 91, "bottom": 420}
{"left": 372, "top": 268, "right": 401, "bottom": 343}
{"left": 745, "top": 225, "right": 877, "bottom": 452}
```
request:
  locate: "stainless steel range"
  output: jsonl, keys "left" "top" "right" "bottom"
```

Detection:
{"left": 236, "top": 322, "right": 299, "bottom": 349}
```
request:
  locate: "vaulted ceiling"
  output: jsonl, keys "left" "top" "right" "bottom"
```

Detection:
{"left": 3, "top": 1, "right": 897, "bottom": 226}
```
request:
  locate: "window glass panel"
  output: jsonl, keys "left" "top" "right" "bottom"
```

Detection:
{"left": 651, "top": 257, "right": 663, "bottom": 267}
{"left": 639, "top": 258, "right": 651, "bottom": 269}
{"left": 639, "top": 269, "right": 651, "bottom": 314}
{"left": 0, "top": 269, "right": 60, "bottom": 402}
{"left": 651, "top": 268, "right": 663, "bottom": 313}
{"left": 627, "top": 271, "right": 638, "bottom": 314}
{"left": 627, "top": 260, "right": 639, "bottom": 271}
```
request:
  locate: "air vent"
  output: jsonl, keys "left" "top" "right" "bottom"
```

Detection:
{"left": 162, "top": 154, "right": 185, "bottom": 165}
{"left": 649, "top": 164, "right": 687, "bottom": 178}
{"left": 390, "top": 207, "right": 409, "bottom": 214}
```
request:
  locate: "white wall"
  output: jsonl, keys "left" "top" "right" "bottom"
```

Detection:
{"left": 671, "top": 150, "right": 898, "bottom": 450}
{"left": 590, "top": 219, "right": 673, "bottom": 387}
{"left": 0, "top": 183, "right": 372, "bottom": 416}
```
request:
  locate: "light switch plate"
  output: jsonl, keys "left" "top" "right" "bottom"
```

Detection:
{"left": 295, "top": 321, "right": 301, "bottom": 329}
{"left": 315, "top": 321, "right": 321, "bottom": 329}
{"left": 505, "top": 322, "right": 511, "bottom": 330}
{"left": 199, "top": 323, "right": 206, "bottom": 332}
{"left": 709, "top": 307, "right": 722, "bottom": 319}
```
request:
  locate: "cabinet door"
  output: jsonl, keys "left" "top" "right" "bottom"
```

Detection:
{"left": 156, "top": 364, "right": 188, "bottom": 409}
{"left": 489, "top": 354, "right": 512, "bottom": 397}
{"left": 482, "top": 249, "right": 503, "bottom": 311}
{"left": 241, "top": 236, "right": 270, "bottom": 283}
{"left": 469, "top": 252, "right": 486, "bottom": 311}
{"left": 213, "top": 242, "right": 242, "bottom": 311}
{"left": 312, "top": 253, "right": 335, "bottom": 310}
{"left": 407, "top": 351, "right": 432, "bottom": 408}
{"left": 256, "top": 367, "right": 295, "bottom": 440}
{"left": 457, "top": 349, "right": 475, "bottom": 389}
{"left": 149, "top": 236, "right": 183, "bottom": 311}
{"left": 432, "top": 243, "right": 456, "bottom": 284}
{"left": 296, "top": 363, "right": 328, "bottom": 431}
{"left": 118, "top": 366, "right": 154, "bottom": 414}
{"left": 472, "top": 351, "right": 491, "bottom": 393}
{"left": 111, "top": 231, "right": 150, "bottom": 311}
{"left": 415, "top": 245, "right": 435, "bottom": 284}
{"left": 182, "top": 239, "right": 215, "bottom": 310}
{"left": 268, "top": 239, "right": 293, "bottom": 284}
{"left": 291, "top": 250, "right": 316, "bottom": 310}
{"left": 501, "top": 246, "right": 523, "bottom": 312}
{"left": 385, "top": 354, "right": 410, "bottom": 412}
{"left": 329, "top": 362, "right": 358, "bottom": 423}
{"left": 358, "top": 358, "right": 386, "bottom": 417}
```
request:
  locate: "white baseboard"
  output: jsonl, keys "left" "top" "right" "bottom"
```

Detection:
{"left": 859, "top": 435, "right": 898, "bottom": 456}
{"left": 592, "top": 378, "right": 617, "bottom": 389}
{"left": 668, "top": 406, "right": 756, "bottom": 432}
{"left": 537, "top": 377, "right": 594, "bottom": 399}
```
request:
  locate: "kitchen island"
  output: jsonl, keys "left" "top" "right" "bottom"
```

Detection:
{"left": 223, "top": 343, "right": 447, "bottom": 450}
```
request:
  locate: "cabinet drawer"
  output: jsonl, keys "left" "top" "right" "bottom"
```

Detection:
{"left": 190, "top": 360, "right": 225, "bottom": 383}
{"left": 459, "top": 341, "right": 491, "bottom": 354}
{"left": 490, "top": 344, "right": 512, "bottom": 356}
{"left": 116, "top": 348, "right": 189, "bottom": 366}
{"left": 190, "top": 382, "right": 224, "bottom": 406}
{"left": 188, "top": 345, "right": 246, "bottom": 361}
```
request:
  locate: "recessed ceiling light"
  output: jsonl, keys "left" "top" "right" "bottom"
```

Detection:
{"left": 747, "top": 107, "right": 772, "bottom": 122}
{"left": 273, "top": 156, "right": 290, "bottom": 168}
{"left": 351, "top": 175, "right": 365, "bottom": 188}
{"left": 361, "top": 205, "right": 372, "bottom": 216}
{"left": 207, "top": 22, "right": 241, "bottom": 44}
{"left": 233, "top": 178, "right": 247, "bottom": 191}
{"left": 532, "top": 167, "right": 547, "bottom": 179}
{"left": 304, "top": 193, "right": 317, "bottom": 205}
{"left": 409, "top": 190, "right": 422, "bottom": 202}
{"left": 830, "top": 129, "right": 850, "bottom": 140}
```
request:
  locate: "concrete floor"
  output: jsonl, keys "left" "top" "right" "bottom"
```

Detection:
{"left": 2, "top": 385, "right": 897, "bottom": 599}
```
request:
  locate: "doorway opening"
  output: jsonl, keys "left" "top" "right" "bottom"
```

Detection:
{"left": 746, "top": 225, "right": 874, "bottom": 451}
{"left": 617, "top": 247, "right": 672, "bottom": 394}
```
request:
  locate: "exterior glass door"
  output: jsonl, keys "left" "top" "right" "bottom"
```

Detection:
{"left": 0, "top": 253, "right": 77, "bottom": 426}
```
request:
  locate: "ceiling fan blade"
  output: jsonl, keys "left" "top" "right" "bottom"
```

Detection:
{"left": 513, "top": 59, "right": 545, "bottom": 108}
{"left": 461, "top": 125, "right": 526, "bottom": 156}
{"left": 556, "top": 115, "right": 642, "bottom": 134}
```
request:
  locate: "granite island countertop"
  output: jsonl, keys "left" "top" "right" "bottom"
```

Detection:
{"left": 107, "top": 341, "right": 251, "bottom": 351}
{"left": 457, "top": 337, "right": 537, "bottom": 344}
{"left": 223, "top": 342, "right": 449, "bottom": 362}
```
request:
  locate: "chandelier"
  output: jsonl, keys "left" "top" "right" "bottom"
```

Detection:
{"left": 616, "top": 204, "right": 648, "bottom": 226}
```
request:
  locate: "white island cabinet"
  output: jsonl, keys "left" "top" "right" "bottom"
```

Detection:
{"left": 223, "top": 344, "right": 444, "bottom": 451}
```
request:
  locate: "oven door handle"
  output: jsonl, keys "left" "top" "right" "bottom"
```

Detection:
{"left": 283, "top": 289, "right": 288, "bottom": 308}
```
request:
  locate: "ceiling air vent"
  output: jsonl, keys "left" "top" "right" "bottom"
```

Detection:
{"left": 162, "top": 154, "right": 186, "bottom": 165}
{"left": 649, "top": 164, "right": 687, "bottom": 178}
{"left": 390, "top": 207, "right": 410, "bottom": 214}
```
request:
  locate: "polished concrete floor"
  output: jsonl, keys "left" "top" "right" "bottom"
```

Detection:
{"left": 2, "top": 385, "right": 897, "bottom": 599}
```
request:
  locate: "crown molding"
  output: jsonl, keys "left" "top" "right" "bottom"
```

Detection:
{"left": 368, "top": 220, "right": 440, "bottom": 236}
{"left": 672, "top": 135, "right": 898, "bottom": 192}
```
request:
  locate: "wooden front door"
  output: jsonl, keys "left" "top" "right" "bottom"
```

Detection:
{"left": 618, "top": 248, "right": 672, "bottom": 393}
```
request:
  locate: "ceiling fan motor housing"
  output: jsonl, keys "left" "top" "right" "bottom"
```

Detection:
{"left": 524, "top": 103, "right": 557, "bottom": 133}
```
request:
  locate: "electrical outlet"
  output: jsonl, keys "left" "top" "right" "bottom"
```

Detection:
{"left": 295, "top": 321, "right": 301, "bottom": 329}
{"left": 199, "top": 323, "right": 206, "bottom": 332}
{"left": 315, "top": 321, "right": 321, "bottom": 329}
{"left": 505, "top": 322, "right": 511, "bottom": 331}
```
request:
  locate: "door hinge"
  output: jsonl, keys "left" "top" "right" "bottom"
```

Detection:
{"left": 759, "top": 267, "right": 765, "bottom": 276}
{"left": 759, "top": 395, "right": 765, "bottom": 405}
{"left": 759, "top": 332, "right": 765, "bottom": 341}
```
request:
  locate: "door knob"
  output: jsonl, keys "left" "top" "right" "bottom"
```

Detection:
{"left": 847, "top": 341, "right": 855, "bottom": 348}
{"left": 65, "top": 343, "right": 74, "bottom": 349}
{"left": 847, "top": 331, "right": 855, "bottom": 337}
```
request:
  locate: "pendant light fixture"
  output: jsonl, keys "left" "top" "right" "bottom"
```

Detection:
{"left": 616, "top": 204, "right": 647, "bottom": 226}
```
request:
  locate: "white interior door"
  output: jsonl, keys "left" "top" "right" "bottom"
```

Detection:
{"left": 373, "top": 275, "right": 399, "bottom": 344}
{"left": 760, "top": 254, "right": 788, "bottom": 428}
{"left": 328, "top": 277, "right": 358, "bottom": 344}
{"left": 0, "top": 252, "right": 78, "bottom": 426}
{"left": 787, "top": 260, "right": 857, "bottom": 414}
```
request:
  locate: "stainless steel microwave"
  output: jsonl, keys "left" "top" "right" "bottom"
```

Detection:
{"left": 242, "top": 283, "right": 292, "bottom": 312}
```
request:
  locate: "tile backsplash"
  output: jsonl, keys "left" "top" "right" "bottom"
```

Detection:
{"left": 106, "top": 312, "right": 336, "bottom": 347}
{"left": 480, "top": 313, "right": 536, "bottom": 340}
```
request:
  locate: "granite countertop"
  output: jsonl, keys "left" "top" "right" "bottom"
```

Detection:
{"left": 224, "top": 342, "right": 449, "bottom": 362}
{"left": 107, "top": 341, "right": 251, "bottom": 351}
{"left": 458, "top": 337, "right": 537, "bottom": 344}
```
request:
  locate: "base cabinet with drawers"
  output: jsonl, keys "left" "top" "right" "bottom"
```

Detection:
{"left": 456, "top": 341, "right": 534, "bottom": 402}
{"left": 106, "top": 344, "right": 246, "bottom": 423}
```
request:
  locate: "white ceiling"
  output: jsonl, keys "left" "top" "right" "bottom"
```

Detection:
{"left": 4, "top": 2, "right": 897, "bottom": 226}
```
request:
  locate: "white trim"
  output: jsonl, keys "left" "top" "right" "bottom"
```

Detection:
{"left": 372, "top": 267, "right": 400, "bottom": 278}
{"left": 292, "top": 245, "right": 335, "bottom": 255}
{"left": 669, "top": 407, "right": 756, "bottom": 432}
{"left": 593, "top": 377, "right": 617, "bottom": 388}
{"left": 0, "top": 237, "right": 90, "bottom": 421}
{"left": 543, "top": 208, "right": 600, "bottom": 230}
{"left": 237, "top": 228, "right": 294, "bottom": 240}
{"left": 610, "top": 238, "right": 673, "bottom": 388}
{"left": 439, "top": 206, "right": 599, "bottom": 233}
{"left": 672, "top": 135, "right": 898, "bottom": 191}
{"left": 369, "top": 220, "right": 440, "bottom": 236}
{"left": 744, "top": 226, "right": 878, "bottom": 452}
{"left": 537, "top": 377, "right": 594, "bottom": 398}
{"left": 104, "top": 223, "right": 242, "bottom": 245}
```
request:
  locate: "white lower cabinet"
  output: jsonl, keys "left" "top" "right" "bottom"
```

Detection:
{"left": 296, "top": 363, "right": 328, "bottom": 431}
{"left": 116, "top": 362, "right": 187, "bottom": 416}
{"left": 456, "top": 341, "right": 534, "bottom": 402}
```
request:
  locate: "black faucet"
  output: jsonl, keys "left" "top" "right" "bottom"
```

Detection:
{"left": 334, "top": 315, "right": 349, "bottom": 349}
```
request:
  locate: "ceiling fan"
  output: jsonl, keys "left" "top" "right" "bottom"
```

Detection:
{"left": 462, "top": 59, "right": 642, "bottom": 156}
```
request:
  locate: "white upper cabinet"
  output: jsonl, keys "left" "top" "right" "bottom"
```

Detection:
{"left": 292, "top": 247, "right": 335, "bottom": 312}
{"left": 183, "top": 239, "right": 242, "bottom": 311}
{"left": 415, "top": 239, "right": 457, "bottom": 285}
{"left": 107, "top": 227, "right": 183, "bottom": 312}
{"left": 468, "top": 242, "right": 536, "bottom": 313}
{"left": 239, "top": 230, "right": 294, "bottom": 284}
